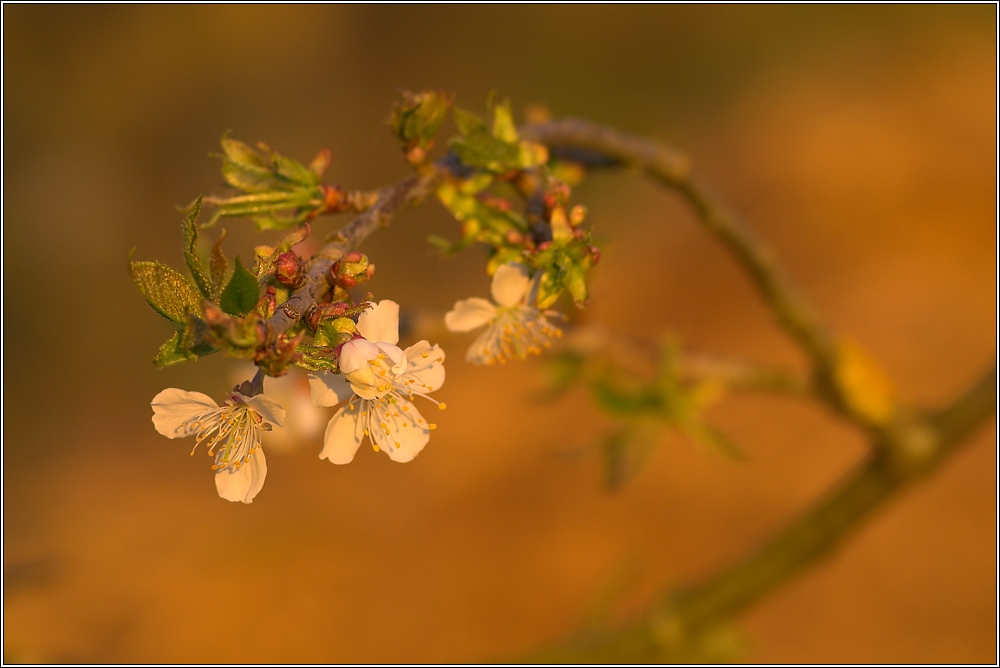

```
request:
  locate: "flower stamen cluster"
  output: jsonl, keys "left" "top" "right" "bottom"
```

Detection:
{"left": 310, "top": 300, "right": 446, "bottom": 463}
{"left": 151, "top": 388, "right": 285, "bottom": 503}
{"left": 445, "top": 263, "right": 562, "bottom": 365}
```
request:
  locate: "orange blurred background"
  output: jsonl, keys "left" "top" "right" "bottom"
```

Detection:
{"left": 3, "top": 5, "right": 995, "bottom": 663}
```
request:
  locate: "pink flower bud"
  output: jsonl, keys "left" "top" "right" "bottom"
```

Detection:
{"left": 274, "top": 251, "right": 304, "bottom": 288}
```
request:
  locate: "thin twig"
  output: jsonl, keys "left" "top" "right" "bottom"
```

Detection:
{"left": 676, "top": 352, "right": 813, "bottom": 397}
{"left": 267, "top": 168, "right": 445, "bottom": 335}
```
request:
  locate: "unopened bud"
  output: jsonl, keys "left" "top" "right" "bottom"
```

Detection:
{"left": 274, "top": 251, "right": 304, "bottom": 288}
{"left": 504, "top": 230, "right": 524, "bottom": 245}
{"left": 586, "top": 245, "right": 601, "bottom": 266}
{"left": 259, "top": 286, "right": 277, "bottom": 319}
{"left": 330, "top": 317, "right": 356, "bottom": 335}
{"left": 543, "top": 181, "right": 571, "bottom": 211}
{"left": 305, "top": 301, "right": 351, "bottom": 331}
{"left": 329, "top": 252, "right": 373, "bottom": 288}
{"left": 405, "top": 145, "right": 428, "bottom": 166}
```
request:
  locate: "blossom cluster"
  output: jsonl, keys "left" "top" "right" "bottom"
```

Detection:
{"left": 151, "top": 300, "right": 444, "bottom": 503}
{"left": 150, "top": 263, "right": 561, "bottom": 504}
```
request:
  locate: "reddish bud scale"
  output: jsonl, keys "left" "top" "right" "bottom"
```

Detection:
{"left": 319, "top": 184, "right": 348, "bottom": 214}
{"left": 309, "top": 148, "right": 332, "bottom": 177}
{"left": 406, "top": 145, "right": 428, "bottom": 165}
{"left": 305, "top": 302, "right": 349, "bottom": 331}
{"left": 259, "top": 288, "right": 277, "bottom": 319}
{"left": 505, "top": 230, "right": 524, "bottom": 245}
{"left": 274, "top": 251, "right": 304, "bottom": 288}
{"left": 479, "top": 193, "right": 512, "bottom": 212}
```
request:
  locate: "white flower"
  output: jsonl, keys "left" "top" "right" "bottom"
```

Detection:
{"left": 444, "top": 263, "right": 562, "bottom": 365}
{"left": 309, "top": 300, "right": 446, "bottom": 464}
{"left": 229, "top": 363, "right": 325, "bottom": 453}
{"left": 151, "top": 388, "right": 285, "bottom": 504}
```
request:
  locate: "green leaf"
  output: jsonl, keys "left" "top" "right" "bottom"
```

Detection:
{"left": 220, "top": 134, "right": 266, "bottom": 168}
{"left": 565, "top": 264, "right": 589, "bottom": 307}
{"left": 129, "top": 254, "right": 204, "bottom": 324}
{"left": 392, "top": 91, "right": 451, "bottom": 146}
{"left": 449, "top": 131, "right": 520, "bottom": 172}
{"left": 182, "top": 198, "right": 213, "bottom": 300}
{"left": 450, "top": 101, "right": 542, "bottom": 173}
{"left": 452, "top": 107, "right": 486, "bottom": 137}
{"left": 153, "top": 319, "right": 217, "bottom": 368}
{"left": 591, "top": 379, "right": 656, "bottom": 416}
{"left": 601, "top": 424, "right": 657, "bottom": 491}
{"left": 491, "top": 100, "right": 519, "bottom": 143}
{"left": 153, "top": 331, "right": 197, "bottom": 367}
{"left": 220, "top": 160, "right": 277, "bottom": 193}
{"left": 209, "top": 228, "right": 228, "bottom": 301}
{"left": 220, "top": 256, "right": 260, "bottom": 316}
{"left": 273, "top": 152, "right": 318, "bottom": 187}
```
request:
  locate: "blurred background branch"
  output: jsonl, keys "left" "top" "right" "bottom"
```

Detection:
{"left": 518, "top": 122, "right": 997, "bottom": 662}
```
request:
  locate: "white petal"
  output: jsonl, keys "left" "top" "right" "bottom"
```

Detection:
{"left": 444, "top": 298, "right": 496, "bottom": 332}
{"left": 151, "top": 388, "right": 220, "bottom": 438}
{"left": 339, "top": 338, "right": 379, "bottom": 374}
{"left": 491, "top": 263, "right": 531, "bottom": 308}
{"left": 319, "top": 402, "right": 364, "bottom": 464}
{"left": 402, "top": 341, "right": 446, "bottom": 393}
{"left": 357, "top": 300, "right": 400, "bottom": 345}
{"left": 308, "top": 372, "right": 355, "bottom": 407}
{"left": 215, "top": 448, "right": 266, "bottom": 504}
{"left": 245, "top": 394, "right": 286, "bottom": 428}
{"left": 376, "top": 342, "right": 407, "bottom": 375}
{"left": 370, "top": 396, "right": 430, "bottom": 463}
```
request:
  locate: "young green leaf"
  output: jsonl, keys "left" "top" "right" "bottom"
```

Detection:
{"left": 220, "top": 134, "right": 266, "bottom": 168}
{"left": 273, "top": 152, "right": 318, "bottom": 186}
{"left": 153, "top": 331, "right": 197, "bottom": 367}
{"left": 153, "top": 315, "right": 217, "bottom": 367}
{"left": 220, "top": 256, "right": 260, "bottom": 316}
{"left": 182, "top": 198, "right": 213, "bottom": 300}
{"left": 392, "top": 91, "right": 451, "bottom": 146}
{"left": 491, "top": 100, "right": 519, "bottom": 143}
{"left": 209, "top": 228, "right": 228, "bottom": 301}
{"left": 452, "top": 107, "right": 487, "bottom": 137}
{"left": 128, "top": 254, "right": 204, "bottom": 324}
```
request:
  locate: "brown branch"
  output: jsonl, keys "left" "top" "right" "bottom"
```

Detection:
{"left": 267, "top": 167, "right": 445, "bottom": 335}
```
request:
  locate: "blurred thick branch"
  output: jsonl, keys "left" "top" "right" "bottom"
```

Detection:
{"left": 518, "top": 119, "right": 997, "bottom": 662}
{"left": 527, "top": 363, "right": 996, "bottom": 663}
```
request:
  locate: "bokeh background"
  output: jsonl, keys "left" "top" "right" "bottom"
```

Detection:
{"left": 3, "top": 5, "right": 996, "bottom": 663}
